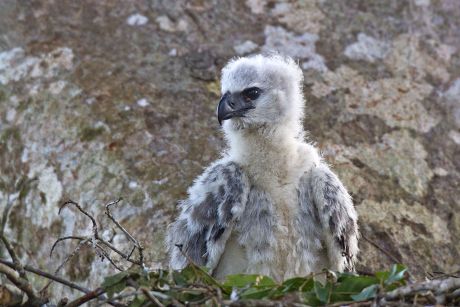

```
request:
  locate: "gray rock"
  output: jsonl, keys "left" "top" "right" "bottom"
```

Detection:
{"left": 0, "top": 0, "right": 459, "bottom": 303}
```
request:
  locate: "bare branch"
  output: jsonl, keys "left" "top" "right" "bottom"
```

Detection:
{"left": 0, "top": 235, "right": 26, "bottom": 278}
{"left": 1, "top": 194, "right": 27, "bottom": 280}
{"left": 59, "top": 200, "right": 99, "bottom": 238}
{"left": 105, "top": 198, "right": 145, "bottom": 266}
{"left": 0, "top": 258, "right": 89, "bottom": 293}
{"left": 362, "top": 234, "right": 402, "bottom": 264}
{"left": 380, "top": 277, "right": 460, "bottom": 305}
{"left": 42, "top": 237, "right": 91, "bottom": 293}
{"left": 63, "top": 288, "right": 106, "bottom": 307}
{"left": 52, "top": 199, "right": 143, "bottom": 270}
{"left": 1, "top": 259, "right": 125, "bottom": 307}
{"left": 0, "top": 263, "right": 47, "bottom": 306}
{"left": 55, "top": 238, "right": 91, "bottom": 275}
{"left": 1, "top": 192, "right": 12, "bottom": 234}
{"left": 50, "top": 235, "right": 86, "bottom": 257}
{"left": 57, "top": 297, "right": 69, "bottom": 307}
{"left": 140, "top": 287, "right": 165, "bottom": 307}
{"left": 97, "top": 238, "right": 142, "bottom": 265}
{"left": 94, "top": 243, "right": 124, "bottom": 271}
{"left": 94, "top": 291, "right": 138, "bottom": 307}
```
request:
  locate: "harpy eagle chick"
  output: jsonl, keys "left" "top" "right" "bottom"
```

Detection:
{"left": 166, "top": 54, "right": 359, "bottom": 281}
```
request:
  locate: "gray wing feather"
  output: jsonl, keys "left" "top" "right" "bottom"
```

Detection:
{"left": 309, "top": 164, "right": 359, "bottom": 271}
{"left": 166, "top": 160, "right": 250, "bottom": 271}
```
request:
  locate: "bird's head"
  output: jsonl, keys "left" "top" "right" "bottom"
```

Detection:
{"left": 217, "top": 54, "right": 305, "bottom": 136}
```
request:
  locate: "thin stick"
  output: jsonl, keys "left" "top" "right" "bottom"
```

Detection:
{"left": 50, "top": 235, "right": 86, "bottom": 257}
{"left": 1, "top": 193, "right": 27, "bottom": 280}
{"left": 105, "top": 198, "right": 145, "bottom": 266}
{"left": 2, "top": 258, "right": 125, "bottom": 307}
{"left": 95, "top": 243, "right": 124, "bottom": 271}
{"left": 0, "top": 192, "right": 12, "bottom": 234}
{"left": 53, "top": 200, "right": 143, "bottom": 267}
{"left": 0, "top": 263, "right": 46, "bottom": 306}
{"left": 140, "top": 287, "right": 165, "bottom": 307}
{"left": 361, "top": 234, "right": 402, "bottom": 264}
{"left": 95, "top": 291, "right": 138, "bottom": 307}
{"left": 98, "top": 238, "right": 142, "bottom": 265}
{"left": 0, "top": 235, "right": 26, "bottom": 278}
{"left": 0, "top": 258, "right": 89, "bottom": 293}
{"left": 60, "top": 200, "right": 99, "bottom": 238}
{"left": 41, "top": 238, "right": 92, "bottom": 294}
{"left": 380, "top": 277, "right": 460, "bottom": 304}
{"left": 64, "top": 288, "right": 106, "bottom": 307}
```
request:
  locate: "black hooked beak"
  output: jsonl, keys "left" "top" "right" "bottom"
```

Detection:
{"left": 217, "top": 92, "right": 255, "bottom": 126}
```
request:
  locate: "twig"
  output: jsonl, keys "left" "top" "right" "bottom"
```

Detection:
{"left": 94, "top": 291, "right": 138, "bottom": 307}
{"left": 1, "top": 258, "right": 125, "bottom": 307}
{"left": 0, "top": 263, "right": 47, "bottom": 306}
{"left": 98, "top": 238, "right": 142, "bottom": 265}
{"left": 94, "top": 243, "right": 124, "bottom": 271}
{"left": 1, "top": 235, "right": 26, "bottom": 278}
{"left": 53, "top": 199, "right": 143, "bottom": 269}
{"left": 380, "top": 277, "right": 460, "bottom": 304}
{"left": 52, "top": 234, "right": 142, "bottom": 266}
{"left": 361, "top": 234, "right": 402, "bottom": 264}
{"left": 56, "top": 238, "right": 91, "bottom": 274}
{"left": 140, "top": 287, "right": 165, "bottom": 307}
{"left": 361, "top": 234, "right": 417, "bottom": 282}
{"left": 427, "top": 270, "right": 460, "bottom": 279}
{"left": 446, "top": 288, "right": 460, "bottom": 301}
{"left": 1, "top": 192, "right": 12, "bottom": 234}
{"left": 57, "top": 297, "right": 69, "bottom": 307}
{"left": 1, "top": 193, "right": 27, "bottom": 280}
{"left": 227, "top": 299, "right": 287, "bottom": 306}
{"left": 64, "top": 288, "right": 106, "bottom": 307}
{"left": 0, "top": 258, "right": 89, "bottom": 293}
{"left": 41, "top": 237, "right": 91, "bottom": 294}
{"left": 60, "top": 200, "right": 99, "bottom": 238}
{"left": 50, "top": 235, "right": 86, "bottom": 257}
{"left": 105, "top": 198, "right": 145, "bottom": 266}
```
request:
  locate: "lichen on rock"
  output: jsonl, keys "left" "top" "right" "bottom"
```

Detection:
{"left": 0, "top": 0, "right": 459, "bottom": 303}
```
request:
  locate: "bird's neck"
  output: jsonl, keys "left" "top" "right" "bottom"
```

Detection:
{"left": 225, "top": 124, "right": 320, "bottom": 186}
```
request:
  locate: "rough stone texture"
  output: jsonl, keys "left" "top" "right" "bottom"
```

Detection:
{"left": 0, "top": 0, "right": 459, "bottom": 303}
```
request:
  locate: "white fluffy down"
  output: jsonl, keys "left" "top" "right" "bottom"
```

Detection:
{"left": 166, "top": 54, "right": 359, "bottom": 281}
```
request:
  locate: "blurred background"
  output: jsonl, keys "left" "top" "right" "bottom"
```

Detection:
{"left": 0, "top": 0, "right": 459, "bottom": 302}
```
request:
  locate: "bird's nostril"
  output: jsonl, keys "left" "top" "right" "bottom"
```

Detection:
{"left": 229, "top": 101, "right": 235, "bottom": 108}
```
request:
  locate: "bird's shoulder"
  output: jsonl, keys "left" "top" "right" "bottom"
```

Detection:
{"left": 183, "top": 158, "right": 250, "bottom": 220}
{"left": 297, "top": 161, "right": 350, "bottom": 206}
{"left": 298, "top": 162, "right": 336, "bottom": 184}
{"left": 189, "top": 158, "right": 249, "bottom": 192}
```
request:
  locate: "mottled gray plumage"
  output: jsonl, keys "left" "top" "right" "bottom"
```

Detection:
{"left": 166, "top": 54, "right": 359, "bottom": 280}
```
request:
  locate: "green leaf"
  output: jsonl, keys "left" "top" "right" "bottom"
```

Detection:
{"left": 129, "top": 296, "right": 145, "bottom": 307}
{"left": 281, "top": 277, "right": 314, "bottom": 293}
{"left": 351, "top": 284, "right": 378, "bottom": 301}
{"left": 303, "top": 291, "right": 323, "bottom": 306}
{"left": 240, "top": 288, "right": 274, "bottom": 299}
{"left": 385, "top": 264, "right": 407, "bottom": 286}
{"left": 335, "top": 275, "right": 379, "bottom": 293}
{"left": 105, "top": 280, "right": 127, "bottom": 298}
{"left": 172, "top": 266, "right": 196, "bottom": 286}
{"left": 196, "top": 266, "right": 222, "bottom": 288}
{"left": 314, "top": 281, "right": 332, "bottom": 304}
{"left": 101, "top": 271, "right": 129, "bottom": 289}
{"left": 223, "top": 274, "right": 276, "bottom": 288}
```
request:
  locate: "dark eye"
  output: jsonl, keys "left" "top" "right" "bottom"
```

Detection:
{"left": 242, "top": 87, "right": 261, "bottom": 101}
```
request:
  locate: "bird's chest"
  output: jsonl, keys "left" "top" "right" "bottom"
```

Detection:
{"left": 235, "top": 184, "right": 321, "bottom": 280}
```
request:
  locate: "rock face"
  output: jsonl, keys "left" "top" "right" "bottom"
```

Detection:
{"left": 0, "top": 0, "right": 459, "bottom": 302}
